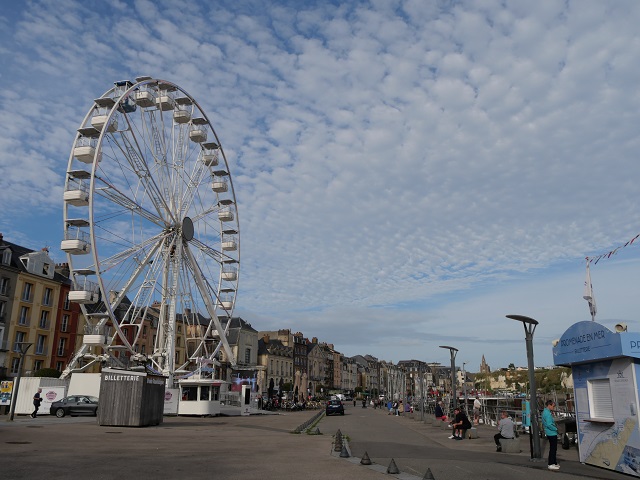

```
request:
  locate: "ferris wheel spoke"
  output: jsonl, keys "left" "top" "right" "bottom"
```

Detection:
{"left": 93, "top": 177, "right": 166, "bottom": 227}
{"left": 183, "top": 242, "right": 235, "bottom": 366}
{"left": 108, "top": 125, "right": 175, "bottom": 223}
{"left": 95, "top": 231, "right": 167, "bottom": 274}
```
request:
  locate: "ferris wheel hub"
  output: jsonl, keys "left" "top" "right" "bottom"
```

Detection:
{"left": 182, "top": 216, "right": 194, "bottom": 241}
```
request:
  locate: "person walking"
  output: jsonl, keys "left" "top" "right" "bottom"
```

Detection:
{"left": 494, "top": 411, "right": 515, "bottom": 451}
{"left": 31, "top": 388, "right": 42, "bottom": 418}
{"left": 542, "top": 400, "right": 560, "bottom": 471}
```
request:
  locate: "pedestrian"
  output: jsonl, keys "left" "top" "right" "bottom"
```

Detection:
{"left": 31, "top": 388, "right": 42, "bottom": 418}
{"left": 387, "top": 399, "right": 392, "bottom": 415}
{"left": 353, "top": 399, "right": 356, "bottom": 407}
{"left": 449, "top": 407, "right": 472, "bottom": 440}
{"left": 393, "top": 400, "right": 398, "bottom": 416}
{"left": 435, "top": 401, "right": 444, "bottom": 420}
{"left": 494, "top": 411, "right": 515, "bottom": 452}
{"left": 398, "top": 400, "right": 405, "bottom": 416}
{"left": 473, "top": 395, "right": 481, "bottom": 425}
{"left": 542, "top": 400, "right": 560, "bottom": 471}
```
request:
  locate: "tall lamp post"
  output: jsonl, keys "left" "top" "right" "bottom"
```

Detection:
{"left": 506, "top": 314, "right": 542, "bottom": 460}
{"left": 439, "top": 345, "right": 458, "bottom": 411}
{"left": 8, "top": 342, "right": 33, "bottom": 422}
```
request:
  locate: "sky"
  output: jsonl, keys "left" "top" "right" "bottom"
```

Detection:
{"left": 1, "top": 0, "right": 640, "bottom": 372}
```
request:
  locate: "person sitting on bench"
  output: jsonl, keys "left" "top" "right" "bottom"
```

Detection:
{"left": 494, "top": 410, "right": 516, "bottom": 451}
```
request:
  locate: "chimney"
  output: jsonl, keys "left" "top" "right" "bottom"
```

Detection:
{"left": 263, "top": 334, "right": 269, "bottom": 343}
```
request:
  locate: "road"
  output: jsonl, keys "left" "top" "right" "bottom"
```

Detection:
{"left": 0, "top": 403, "right": 631, "bottom": 480}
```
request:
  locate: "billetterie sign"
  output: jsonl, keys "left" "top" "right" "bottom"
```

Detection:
{"left": 104, "top": 374, "right": 140, "bottom": 381}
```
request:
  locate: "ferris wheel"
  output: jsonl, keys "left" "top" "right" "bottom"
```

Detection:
{"left": 61, "top": 77, "right": 240, "bottom": 384}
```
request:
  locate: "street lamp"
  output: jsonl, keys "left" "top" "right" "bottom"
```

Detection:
{"left": 506, "top": 314, "right": 542, "bottom": 461}
{"left": 8, "top": 342, "right": 33, "bottom": 422}
{"left": 439, "top": 345, "right": 458, "bottom": 411}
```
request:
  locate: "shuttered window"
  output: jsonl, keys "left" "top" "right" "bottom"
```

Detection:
{"left": 588, "top": 378, "right": 614, "bottom": 419}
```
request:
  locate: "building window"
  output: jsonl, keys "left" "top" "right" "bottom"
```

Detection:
{"left": 10, "top": 357, "right": 20, "bottom": 374}
{"left": 244, "top": 348, "right": 251, "bottom": 364}
{"left": 588, "top": 378, "right": 614, "bottom": 420}
{"left": 34, "top": 360, "right": 43, "bottom": 371}
{"left": 2, "top": 249, "right": 10, "bottom": 265}
{"left": 0, "top": 277, "right": 9, "bottom": 296}
{"left": 56, "top": 361, "right": 64, "bottom": 372}
{"left": 42, "top": 288, "right": 53, "bottom": 306}
{"left": 0, "top": 300, "right": 5, "bottom": 321}
{"left": 19, "top": 306, "right": 29, "bottom": 325}
{"left": 36, "top": 335, "right": 46, "bottom": 355}
{"left": 39, "top": 310, "right": 49, "bottom": 329}
{"left": 63, "top": 293, "right": 70, "bottom": 310}
{"left": 22, "top": 283, "right": 33, "bottom": 302}
{"left": 13, "top": 331, "right": 26, "bottom": 351}
{"left": 57, "top": 338, "right": 66, "bottom": 356}
{"left": 61, "top": 314, "right": 69, "bottom": 332}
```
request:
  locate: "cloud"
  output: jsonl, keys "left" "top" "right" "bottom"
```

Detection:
{"left": 2, "top": 0, "right": 640, "bottom": 370}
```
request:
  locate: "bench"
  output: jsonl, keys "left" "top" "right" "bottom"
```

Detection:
{"left": 499, "top": 438, "right": 521, "bottom": 453}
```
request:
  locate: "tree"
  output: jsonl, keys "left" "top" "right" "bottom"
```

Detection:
{"left": 33, "top": 368, "right": 61, "bottom": 378}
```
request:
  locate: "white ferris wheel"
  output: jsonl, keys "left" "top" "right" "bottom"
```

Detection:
{"left": 61, "top": 77, "right": 240, "bottom": 384}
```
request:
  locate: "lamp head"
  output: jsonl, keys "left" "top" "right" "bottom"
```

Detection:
{"left": 615, "top": 323, "right": 628, "bottom": 333}
{"left": 506, "top": 314, "right": 539, "bottom": 326}
{"left": 551, "top": 339, "right": 560, "bottom": 347}
{"left": 439, "top": 345, "right": 459, "bottom": 352}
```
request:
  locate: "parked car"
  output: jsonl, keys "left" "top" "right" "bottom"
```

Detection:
{"left": 326, "top": 399, "right": 344, "bottom": 416}
{"left": 50, "top": 395, "right": 99, "bottom": 417}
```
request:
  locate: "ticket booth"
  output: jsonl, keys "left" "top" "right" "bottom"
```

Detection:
{"left": 177, "top": 376, "right": 229, "bottom": 416}
{"left": 553, "top": 321, "right": 640, "bottom": 476}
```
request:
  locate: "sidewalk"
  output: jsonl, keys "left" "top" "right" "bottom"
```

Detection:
{"left": 334, "top": 407, "right": 628, "bottom": 480}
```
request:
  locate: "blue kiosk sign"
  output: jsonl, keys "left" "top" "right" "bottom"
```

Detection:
{"left": 553, "top": 321, "right": 640, "bottom": 476}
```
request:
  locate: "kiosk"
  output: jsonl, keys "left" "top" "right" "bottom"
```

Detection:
{"left": 177, "top": 375, "right": 229, "bottom": 416}
{"left": 553, "top": 321, "right": 640, "bottom": 476}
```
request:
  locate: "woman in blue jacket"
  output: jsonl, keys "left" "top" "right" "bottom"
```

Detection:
{"left": 541, "top": 400, "right": 559, "bottom": 471}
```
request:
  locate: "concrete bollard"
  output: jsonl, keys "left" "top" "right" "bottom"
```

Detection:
{"left": 360, "top": 451, "right": 372, "bottom": 465}
{"left": 499, "top": 438, "right": 521, "bottom": 453}
{"left": 387, "top": 459, "right": 400, "bottom": 474}
{"left": 468, "top": 427, "right": 478, "bottom": 439}
{"left": 340, "top": 444, "right": 350, "bottom": 458}
{"left": 423, "top": 467, "right": 436, "bottom": 479}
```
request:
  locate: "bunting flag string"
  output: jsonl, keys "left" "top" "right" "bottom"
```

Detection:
{"left": 586, "top": 233, "right": 640, "bottom": 264}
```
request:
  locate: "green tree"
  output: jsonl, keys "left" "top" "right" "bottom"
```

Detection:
{"left": 33, "top": 368, "right": 61, "bottom": 378}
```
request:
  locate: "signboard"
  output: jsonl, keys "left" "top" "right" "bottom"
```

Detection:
{"left": 41, "top": 387, "right": 66, "bottom": 414}
{"left": 0, "top": 381, "right": 13, "bottom": 406}
{"left": 164, "top": 388, "right": 179, "bottom": 415}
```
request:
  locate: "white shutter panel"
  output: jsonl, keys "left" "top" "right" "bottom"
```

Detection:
{"left": 590, "top": 379, "right": 613, "bottom": 419}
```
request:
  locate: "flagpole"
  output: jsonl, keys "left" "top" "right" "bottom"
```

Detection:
{"left": 583, "top": 259, "right": 597, "bottom": 322}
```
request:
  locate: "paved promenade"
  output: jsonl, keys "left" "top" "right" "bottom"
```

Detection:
{"left": 0, "top": 403, "right": 632, "bottom": 480}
